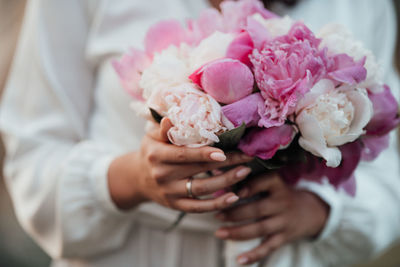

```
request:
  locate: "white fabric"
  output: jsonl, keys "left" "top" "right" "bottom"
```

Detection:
{"left": 0, "top": 0, "right": 399, "bottom": 266}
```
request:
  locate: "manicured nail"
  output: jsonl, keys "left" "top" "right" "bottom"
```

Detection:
{"left": 210, "top": 152, "right": 226, "bottom": 162}
{"left": 238, "top": 256, "right": 249, "bottom": 265}
{"left": 226, "top": 195, "right": 239, "bottom": 204}
{"left": 238, "top": 188, "right": 249, "bottom": 198}
{"left": 236, "top": 167, "right": 251, "bottom": 178}
{"left": 215, "top": 229, "right": 229, "bottom": 238}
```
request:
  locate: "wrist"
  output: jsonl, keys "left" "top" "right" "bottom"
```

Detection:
{"left": 108, "top": 152, "right": 148, "bottom": 210}
{"left": 299, "top": 190, "right": 330, "bottom": 239}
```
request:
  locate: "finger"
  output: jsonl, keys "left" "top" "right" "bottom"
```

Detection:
{"left": 157, "top": 152, "right": 253, "bottom": 182}
{"left": 158, "top": 145, "right": 228, "bottom": 163}
{"left": 172, "top": 192, "right": 240, "bottom": 213}
{"left": 216, "top": 197, "right": 284, "bottom": 222}
{"left": 169, "top": 166, "right": 252, "bottom": 197}
{"left": 147, "top": 117, "right": 173, "bottom": 142}
{"left": 237, "top": 234, "right": 287, "bottom": 265}
{"left": 215, "top": 216, "right": 285, "bottom": 241}
{"left": 238, "top": 173, "right": 283, "bottom": 199}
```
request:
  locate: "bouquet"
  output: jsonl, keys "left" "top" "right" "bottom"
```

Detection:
{"left": 113, "top": 0, "right": 399, "bottom": 210}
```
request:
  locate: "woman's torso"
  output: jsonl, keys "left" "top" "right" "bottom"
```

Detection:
{"left": 55, "top": 0, "right": 399, "bottom": 266}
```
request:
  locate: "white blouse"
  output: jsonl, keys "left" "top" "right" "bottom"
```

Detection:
{"left": 1, "top": 0, "right": 400, "bottom": 266}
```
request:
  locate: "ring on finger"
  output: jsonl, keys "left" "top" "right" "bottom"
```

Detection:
{"left": 186, "top": 177, "right": 196, "bottom": 199}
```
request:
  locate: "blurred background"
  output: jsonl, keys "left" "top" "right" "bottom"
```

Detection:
{"left": 0, "top": 0, "right": 399, "bottom": 266}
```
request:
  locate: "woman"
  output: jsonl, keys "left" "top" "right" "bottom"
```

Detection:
{"left": 1, "top": 0, "right": 399, "bottom": 266}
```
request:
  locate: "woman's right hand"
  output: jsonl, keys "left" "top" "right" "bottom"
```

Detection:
{"left": 108, "top": 118, "right": 253, "bottom": 212}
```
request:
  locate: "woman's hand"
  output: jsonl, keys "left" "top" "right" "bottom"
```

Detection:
{"left": 214, "top": 174, "right": 330, "bottom": 265}
{"left": 108, "top": 118, "right": 253, "bottom": 212}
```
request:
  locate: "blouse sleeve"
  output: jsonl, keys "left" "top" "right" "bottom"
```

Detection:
{"left": 0, "top": 0, "right": 137, "bottom": 259}
{"left": 285, "top": 0, "right": 400, "bottom": 265}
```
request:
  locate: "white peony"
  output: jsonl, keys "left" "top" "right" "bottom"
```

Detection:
{"left": 189, "top": 31, "right": 235, "bottom": 71}
{"left": 251, "top": 13, "right": 294, "bottom": 38}
{"left": 296, "top": 79, "right": 373, "bottom": 167}
{"left": 318, "top": 24, "right": 383, "bottom": 92}
{"left": 162, "top": 83, "right": 227, "bottom": 147}
{"left": 139, "top": 44, "right": 192, "bottom": 100}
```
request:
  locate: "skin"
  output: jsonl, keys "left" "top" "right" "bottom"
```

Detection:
{"left": 215, "top": 173, "right": 330, "bottom": 265}
{"left": 108, "top": 118, "right": 329, "bottom": 265}
{"left": 108, "top": 118, "right": 253, "bottom": 212}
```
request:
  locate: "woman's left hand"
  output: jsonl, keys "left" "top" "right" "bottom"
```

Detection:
{"left": 214, "top": 173, "right": 330, "bottom": 265}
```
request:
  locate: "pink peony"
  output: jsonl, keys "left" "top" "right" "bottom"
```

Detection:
{"left": 251, "top": 22, "right": 327, "bottom": 128}
{"left": 189, "top": 58, "right": 254, "bottom": 104}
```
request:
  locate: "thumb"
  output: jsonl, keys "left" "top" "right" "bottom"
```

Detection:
{"left": 148, "top": 117, "right": 173, "bottom": 143}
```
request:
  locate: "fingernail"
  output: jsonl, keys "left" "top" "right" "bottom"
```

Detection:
{"left": 215, "top": 213, "right": 226, "bottom": 221}
{"left": 210, "top": 152, "right": 226, "bottom": 162}
{"left": 215, "top": 229, "right": 229, "bottom": 238}
{"left": 226, "top": 195, "right": 239, "bottom": 204}
{"left": 236, "top": 167, "right": 251, "bottom": 178}
{"left": 238, "top": 188, "right": 249, "bottom": 198}
{"left": 238, "top": 256, "right": 249, "bottom": 265}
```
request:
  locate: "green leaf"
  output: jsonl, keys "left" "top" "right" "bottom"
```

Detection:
{"left": 254, "top": 157, "right": 285, "bottom": 170}
{"left": 150, "top": 108, "right": 163, "bottom": 124}
{"left": 214, "top": 123, "right": 246, "bottom": 151}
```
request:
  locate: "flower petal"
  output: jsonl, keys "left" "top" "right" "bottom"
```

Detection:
{"left": 296, "top": 79, "right": 334, "bottom": 112}
{"left": 189, "top": 31, "right": 235, "bottom": 71}
{"left": 220, "top": 0, "right": 278, "bottom": 32}
{"left": 297, "top": 111, "right": 342, "bottom": 167}
{"left": 328, "top": 54, "right": 367, "bottom": 85}
{"left": 245, "top": 16, "right": 270, "bottom": 50}
{"left": 324, "top": 141, "right": 362, "bottom": 187}
{"left": 189, "top": 58, "right": 254, "bottom": 104}
{"left": 327, "top": 88, "right": 373, "bottom": 146}
{"left": 226, "top": 31, "right": 254, "bottom": 66}
{"left": 238, "top": 124, "right": 295, "bottom": 160}
{"left": 145, "top": 19, "right": 187, "bottom": 55}
{"left": 339, "top": 174, "right": 356, "bottom": 197}
{"left": 281, "top": 142, "right": 360, "bottom": 195}
{"left": 366, "top": 85, "right": 400, "bottom": 136}
{"left": 186, "top": 8, "right": 224, "bottom": 44}
{"left": 361, "top": 134, "right": 390, "bottom": 161}
{"left": 112, "top": 48, "right": 150, "bottom": 100}
{"left": 221, "top": 93, "right": 264, "bottom": 127}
